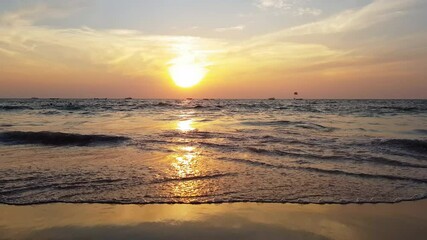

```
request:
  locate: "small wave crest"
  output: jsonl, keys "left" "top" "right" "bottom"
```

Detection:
{"left": 219, "top": 157, "right": 427, "bottom": 184}
{"left": 150, "top": 173, "right": 236, "bottom": 184}
{"left": 0, "top": 131, "right": 130, "bottom": 147}
{"left": 241, "top": 120, "right": 292, "bottom": 126}
{"left": 245, "top": 147, "right": 427, "bottom": 168}
{"left": 241, "top": 120, "right": 335, "bottom": 131}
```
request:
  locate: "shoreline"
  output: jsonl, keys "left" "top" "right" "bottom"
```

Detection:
{"left": 1, "top": 199, "right": 426, "bottom": 240}
{"left": 1, "top": 196, "right": 427, "bottom": 206}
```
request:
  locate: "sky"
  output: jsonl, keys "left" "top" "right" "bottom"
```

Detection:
{"left": 0, "top": 0, "right": 426, "bottom": 99}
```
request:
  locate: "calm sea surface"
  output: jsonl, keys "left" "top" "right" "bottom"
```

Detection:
{"left": 0, "top": 99, "right": 426, "bottom": 204}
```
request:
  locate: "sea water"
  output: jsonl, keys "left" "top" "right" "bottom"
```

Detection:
{"left": 0, "top": 99, "right": 426, "bottom": 204}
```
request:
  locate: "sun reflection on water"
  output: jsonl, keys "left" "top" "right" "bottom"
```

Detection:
{"left": 170, "top": 145, "right": 202, "bottom": 201}
{"left": 177, "top": 119, "right": 195, "bottom": 132}
{"left": 172, "top": 146, "right": 199, "bottom": 178}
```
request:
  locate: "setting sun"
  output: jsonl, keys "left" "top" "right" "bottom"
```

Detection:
{"left": 169, "top": 63, "right": 207, "bottom": 88}
{"left": 168, "top": 41, "right": 208, "bottom": 88}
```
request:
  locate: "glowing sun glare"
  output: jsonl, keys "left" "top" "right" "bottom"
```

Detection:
{"left": 177, "top": 119, "right": 195, "bottom": 132}
{"left": 169, "top": 64, "right": 206, "bottom": 88}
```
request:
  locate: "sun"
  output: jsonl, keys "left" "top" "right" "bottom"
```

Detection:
{"left": 169, "top": 63, "right": 207, "bottom": 88}
{"left": 168, "top": 41, "right": 209, "bottom": 88}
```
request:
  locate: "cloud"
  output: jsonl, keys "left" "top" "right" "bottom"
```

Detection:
{"left": 277, "top": 0, "right": 418, "bottom": 36}
{"left": 0, "top": 2, "right": 83, "bottom": 26}
{"left": 256, "top": 0, "right": 293, "bottom": 10}
{"left": 215, "top": 25, "right": 246, "bottom": 32}
{"left": 255, "top": 0, "right": 322, "bottom": 16}
{"left": 0, "top": 0, "right": 426, "bottom": 98}
{"left": 295, "top": 8, "right": 322, "bottom": 16}
{"left": 215, "top": 0, "right": 427, "bottom": 90}
{"left": 0, "top": 0, "right": 423, "bottom": 77}
{"left": 6, "top": 31, "right": 214, "bottom": 78}
{"left": 0, "top": 4, "right": 223, "bottom": 81}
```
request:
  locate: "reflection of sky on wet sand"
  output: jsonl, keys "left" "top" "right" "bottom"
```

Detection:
{"left": 1, "top": 200, "right": 427, "bottom": 240}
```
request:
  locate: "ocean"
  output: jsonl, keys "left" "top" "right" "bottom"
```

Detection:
{"left": 0, "top": 99, "right": 426, "bottom": 204}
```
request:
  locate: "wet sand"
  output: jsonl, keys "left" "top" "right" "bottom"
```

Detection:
{"left": 1, "top": 200, "right": 426, "bottom": 240}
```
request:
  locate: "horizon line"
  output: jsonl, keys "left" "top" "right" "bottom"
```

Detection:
{"left": 0, "top": 97, "right": 426, "bottom": 100}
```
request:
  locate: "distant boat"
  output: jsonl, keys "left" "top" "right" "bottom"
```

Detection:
{"left": 186, "top": 98, "right": 193, "bottom": 100}
{"left": 267, "top": 97, "right": 276, "bottom": 100}
{"left": 293, "top": 92, "right": 303, "bottom": 100}
{"left": 125, "top": 97, "right": 132, "bottom": 100}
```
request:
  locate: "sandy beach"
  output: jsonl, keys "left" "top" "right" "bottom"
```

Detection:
{"left": 1, "top": 200, "right": 426, "bottom": 240}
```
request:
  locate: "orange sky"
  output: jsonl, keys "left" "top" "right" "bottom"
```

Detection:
{"left": 0, "top": 0, "right": 426, "bottom": 98}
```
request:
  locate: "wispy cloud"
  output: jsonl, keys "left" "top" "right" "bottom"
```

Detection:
{"left": 276, "top": 0, "right": 418, "bottom": 36}
{"left": 0, "top": 1, "right": 84, "bottom": 26}
{"left": 0, "top": 0, "right": 423, "bottom": 75}
{"left": 255, "top": 0, "right": 322, "bottom": 16}
{"left": 215, "top": 0, "right": 427, "bottom": 96}
{"left": 256, "top": 0, "right": 293, "bottom": 10}
{"left": 0, "top": 11, "right": 222, "bottom": 81}
{"left": 295, "top": 7, "right": 322, "bottom": 16}
{"left": 215, "top": 25, "right": 246, "bottom": 32}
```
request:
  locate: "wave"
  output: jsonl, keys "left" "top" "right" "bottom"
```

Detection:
{"left": 39, "top": 110, "right": 63, "bottom": 115}
{"left": 160, "top": 130, "right": 224, "bottom": 139}
{"left": 241, "top": 120, "right": 335, "bottom": 131}
{"left": 380, "top": 106, "right": 420, "bottom": 112}
{"left": 241, "top": 120, "right": 292, "bottom": 126}
{"left": 295, "top": 123, "right": 335, "bottom": 132}
{"left": 2, "top": 194, "right": 427, "bottom": 205}
{"left": 199, "top": 142, "right": 238, "bottom": 151}
{"left": 150, "top": 173, "right": 236, "bottom": 184}
{"left": 414, "top": 129, "right": 427, "bottom": 135}
{"left": 0, "top": 131, "right": 130, "bottom": 146}
{"left": 219, "top": 157, "right": 427, "bottom": 184}
{"left": 376, "top": 139, "right": 427, "bottom": 154}
{"left": 245, "top": 147, "right": 427, "bottom": 168}
{"left": 59, "top": 105, "right": 84, "bottom": 111}
{"left": 299, "top": 166, "right": 427, "bottom": 184}
{"left": 0, "top": 105, "right": 33, "bottom": 111}
{"left": 0, "top": 178, "right": 124, "bottom": 195}
{"left": 155, "top": 102, "right": 174, "bottom": 107}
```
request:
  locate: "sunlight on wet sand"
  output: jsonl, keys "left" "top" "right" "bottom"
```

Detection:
{"left": 1, "top": 200, "right": 427, "bottom": 240}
